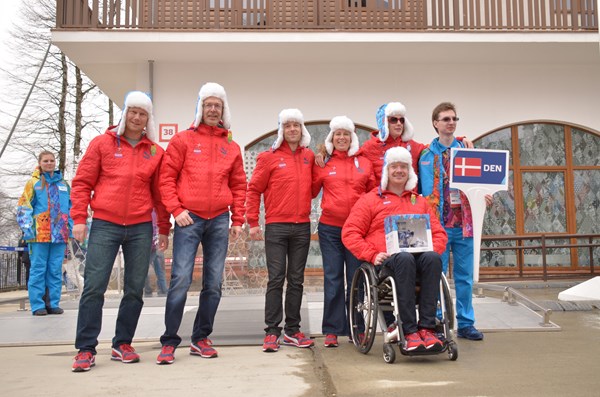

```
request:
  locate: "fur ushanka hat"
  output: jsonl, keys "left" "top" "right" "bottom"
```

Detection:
{"left": 380, "top": 146, "right": 417, "bottom": 192}
{"left": 272, "top": 108, "right": 311, "bottom": 150}
{"left": 324, "top": 115, "right": 359, "bottom": 156}
{"left": 116, "top": 91, "right": 156, "bottom": 141}
{"left": 193, "top": 82, "right": 231, "bottom": 130}
{"left": 375, "top": 102, "right": 414, "bottom": 143}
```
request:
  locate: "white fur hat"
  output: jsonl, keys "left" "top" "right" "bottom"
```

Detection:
{"left": 380, "top": 146, "right": 418, "bottom": 192}
{"left": 325, "top": 116, "right": 359, "bottom": 156}
{"left": 193, "top": 82, "right": 231, "bottom": 129}
{"left": 116, "top": 91, "right": 156, "bottom": 141}
{"left": 376, "top": 102, "right": 414, "bottom": 142}
{"left": 272, "top": 108, "right": 311, "bottom": 150}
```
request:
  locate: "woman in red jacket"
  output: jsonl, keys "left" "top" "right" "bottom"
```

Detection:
{"left": 312, "top": 116, "right": 375, "bottom": 348}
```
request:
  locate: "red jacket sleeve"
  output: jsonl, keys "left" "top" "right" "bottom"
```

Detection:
{"left": 150, "top": 151, "right": 171, "bottom": 235}
{"left": 426, "top": 200, "right": 448, "bottom": 255}
{"left": 245, "top": 152, "right": 271, "bottom": 228}
{"left": 159, "top": 134, "right": 186, "bottom": 217}
{"left": 70, "top": 136, "right": 102, "bottom": 225}
{"left": 311, "top": 162, "right": 324, "bottom": 199}
{"left": 228, "top": 147, "right": 248, "bottom": 226}
{"left": 342, "top": 194, "right": 380, "bottom": 264}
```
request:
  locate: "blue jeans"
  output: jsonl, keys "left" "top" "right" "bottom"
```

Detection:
{"left": 75, "top": 219, "right": 153, "bottom": 354}
{"left": 318, "top": 223, "right": 361, "bottom": 336}
{"left": 442, "top": 227, "right": 475, "bottom": 329}
{"left": 145, "top": 250, "right": 168, "bottom": 295}
{"left": 264, "top": 222, "right": 311, "bottom": 336}
{"left": 160, "top": 211, "right": 229, "bottom": 347}
{"left": 28, "top": 242, "right": 66, "bottom": 313}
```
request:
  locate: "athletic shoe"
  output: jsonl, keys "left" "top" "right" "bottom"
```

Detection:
{"left": 190, "top": 338, "right": 218, "bottom": 358}
{"left": 404, "top": 332, "right": 426, "bottom": 351}
{"left": 457, "top": 325, "right": 484, "bottom": 340}
{"left": 262, "top": 334, "right": 280, "bottom": 352}
{"left": 348, "top": 332, "right": 365, "bottom": 344}
{"left": 47, "top": 307, "right": 64, "bottom": 315}
{"left": 418, "top": 328, "right": 443, "bottom": 350}
{"left": 111, "top": 344, "right": 140, "bottom": 363}
{"left": 156, "top": 345, "right": 175, "bottom": 365}
{"left": 323, "top": 334, "right": 338, "bottom": 348}
{"left": 72, "top": 351, "right": 95, "bottom": 372}
{"left": 282, "top": 332, "right": 314, "bottom": 348}
{"left": 33, "top": 309, "right": 47, "bottom": 316}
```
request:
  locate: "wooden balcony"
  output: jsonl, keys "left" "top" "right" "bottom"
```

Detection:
{"left": 56, "top": 0, "right": 597, "bottom": 32}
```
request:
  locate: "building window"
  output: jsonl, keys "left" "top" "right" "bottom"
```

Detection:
{"left": 477, "top": 122, "right": 600, "bottom": 274}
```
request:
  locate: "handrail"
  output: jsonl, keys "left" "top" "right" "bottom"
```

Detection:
{"left": 480, "top": 233, "right": 599, "bottom": 281}
{"left": 475, "top": 283, "right": 554, "bottom": 327}
{"left": 55, "top": 0, "right": 598, "bottom": 32}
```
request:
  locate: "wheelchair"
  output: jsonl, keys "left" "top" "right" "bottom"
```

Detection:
{"left": 348, "top": 262, "right": 458, "bottom": 363}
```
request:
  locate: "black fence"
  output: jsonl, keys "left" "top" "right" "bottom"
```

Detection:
{"left": 0, "top": 247, "right": 28, "bottom": 292}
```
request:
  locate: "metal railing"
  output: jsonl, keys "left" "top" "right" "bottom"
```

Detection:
{"left": 55, "top": 0, "right": 598, "bottom": 31}
{"left": 0, "top": 247, "right": 28, "bottom": 292}
{"left": 480, "top": 233, "right": 599, "bottom": 281}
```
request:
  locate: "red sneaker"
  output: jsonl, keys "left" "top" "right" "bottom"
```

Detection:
{"left": 323, "top": 334, "right": 338, "bottom": 348}
{"left": 156, "top": 345, "right": 175, "bottom": 365}
{"left": 190, "top": 338, "right": 218, "bottom": 358}
{"left": 111, "top": 344, "right": 140, "bottom": 363}
{"left": 72, "top": 351, "right": 95, "bottom": 372}
{"left": 282, "top": 332, "right": 314, "bottom": 348}
{"left": 404, "top": 332, "right": 426, "bottom": 351}
{"left": 418, "top": 328, "right": 443, "bottom": 350}
{"left": 262, "top": 334, "right": 280, "bottom": 352}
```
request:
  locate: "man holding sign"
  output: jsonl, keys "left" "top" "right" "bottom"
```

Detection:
{"left": 418, "top": 102, "right": 484, "bottom": 341}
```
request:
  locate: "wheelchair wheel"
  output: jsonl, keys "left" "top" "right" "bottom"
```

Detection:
{"left": 349, "top": 263, "right": 378, "bottom": 354}
{"left": 383, "top": 343, "right": 396, "bottom": 364}
{"left": 441, "top": 273, "right": 455, "bottom": 330}
{"left": 447, "top": 340, "right": 459, "bottom": 361}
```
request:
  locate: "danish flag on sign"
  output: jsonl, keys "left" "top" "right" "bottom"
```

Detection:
{"left": 454, "top": 157, "right": 482, "bottom": 177}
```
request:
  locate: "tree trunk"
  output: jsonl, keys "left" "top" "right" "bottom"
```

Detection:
{"left": 73, "top": 66, "right": 83, "bottom": 159}
{"left": 57, "top": 52, "right": 68, "bottom": 174}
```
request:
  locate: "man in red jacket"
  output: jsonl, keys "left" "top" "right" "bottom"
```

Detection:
{"left": 70, "top": 91, "right": 171, "bottom": 372}
{"left": 156, "top": 83, "right": 247, "bottom": 365}
{"left": 246, "top": 109, "right": 315, "bottom": 353}
{"left": 342, "top": 146, "right": 448, "bottom": 352}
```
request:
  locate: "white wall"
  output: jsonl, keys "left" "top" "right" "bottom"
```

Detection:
{"left": 140, "top": 59, "right": 600, "bottom": 149}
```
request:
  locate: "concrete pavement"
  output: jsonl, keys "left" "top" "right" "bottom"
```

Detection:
{"left": 1, "top": 284, "right": 599, "bottom": 396}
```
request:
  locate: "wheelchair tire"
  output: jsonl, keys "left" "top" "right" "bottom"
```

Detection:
{"left": 383, "top": 343, "right": 396, "bottom": 364}
{"left": 441, "top": 273, "right": 455, "bottom": 330}
{"left": 349, "top": 263, "right": 378, "bottom": 354}
{"left": 447, "top": 340, "right": 459, "bottom": 361}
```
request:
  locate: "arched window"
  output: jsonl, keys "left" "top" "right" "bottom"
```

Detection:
{"left": 476, "top": 122, "right": 600, "bottom": 276}
{"left": 243, "top": 121, "right": 373, "bottom": 276}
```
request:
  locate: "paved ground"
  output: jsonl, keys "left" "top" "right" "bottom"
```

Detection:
{"left": 1, "top": 282, "right": 599, "bottom": 396}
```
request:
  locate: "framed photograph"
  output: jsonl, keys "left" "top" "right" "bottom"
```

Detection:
{"left": 384, "top": 214, "right": 433, "bottom": 254}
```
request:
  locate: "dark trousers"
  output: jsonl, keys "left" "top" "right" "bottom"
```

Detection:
{"left": 264, "top": 222, "right": 311, "bottom": 336}
{"left": 383, "top": 251, "right": 442, "bottom": 334}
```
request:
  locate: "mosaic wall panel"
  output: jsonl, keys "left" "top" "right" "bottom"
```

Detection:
{"left": 573, "top": 169, "right": 600, "bottom": 268}
{"left": 522, "top": 238, "right": 571, "bottom": 268}
{"left": 518, "top": 124, "right": 565, "bottom": 166}
{"left": 477, "top": 127, "right": 513, "bottom": 164}
{"left": 521, "top": 172, "right": 566, "bottom": 233}
{"left": 571, "top": 128, "right": 600, "bottom": 166}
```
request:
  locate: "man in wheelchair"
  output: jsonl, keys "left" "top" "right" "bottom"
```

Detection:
{"left": 342, "top": 146, "right": 448, "bottom": 352}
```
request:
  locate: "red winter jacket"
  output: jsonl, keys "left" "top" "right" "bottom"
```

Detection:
{"left": 160, "top": 123, "right": 247, "bottom": 226}
{"left": 342, "top": 188, "right": 447, "bottom": 264}
{"left": 246, "top": 141, "right": 315, "bottom": 227}
{"left": 358, "top": 131, "right": 426, "bottom": 184}
{"left": 312, "top": 151, "right": 376, "bottom": 228}
{"left": 70, "top": 128, "right": 171, "bottom": 235}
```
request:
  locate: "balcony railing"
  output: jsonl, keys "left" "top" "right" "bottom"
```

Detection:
{"left": 56, "top": 0, "right": 597, "bottom": 32}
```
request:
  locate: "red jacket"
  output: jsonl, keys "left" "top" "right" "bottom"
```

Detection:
{"left": 342, "top": 188, "right": 447, "bottom": 264}
{"left": 160, "top": 123, "right": 247, "bottom": 226}
{"left": 312, "top": 151, "right": 376, "bottom": 228}
{"left": 70, "top": 128, "right": 171, "bottom": 235}
{"left": 358, "top": 131, "right": 426, "bottom": 184}
{"left": 246, "top": 141, "right": 315, "bottom": 227}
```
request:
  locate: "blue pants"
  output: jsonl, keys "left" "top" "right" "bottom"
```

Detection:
{"left": 442, "top": 227, "right": 475, "bottom": 329}
{"left": 145, "top": 250, "right": 168, "bottom": 295}
{"left": 75, "top": 219, "right": 153, "bottom": 354}
{"left": 318, "top": 223, "right": 361, "bottom": 336}
{"left": 28, "top": 242, "right": 66, "bottom": 313}
{"left": 160, "top": 211, "right": 229, "bottom": 347}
